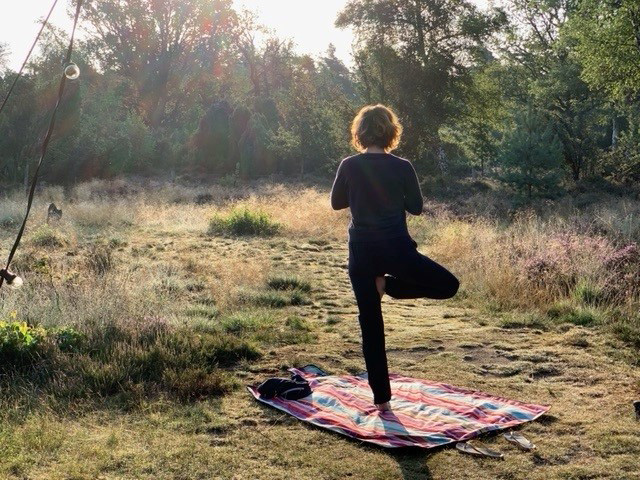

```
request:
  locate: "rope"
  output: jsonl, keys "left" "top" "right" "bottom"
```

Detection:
{"left": 0, "top": 0, "right": 84, "bottom": 290}
{"left": 0, "top": 0, "right": 60, "bottom": 116}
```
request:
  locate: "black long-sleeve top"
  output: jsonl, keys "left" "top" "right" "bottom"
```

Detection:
{"left": 330, "top": 152, "right": 423, "bottom": 242}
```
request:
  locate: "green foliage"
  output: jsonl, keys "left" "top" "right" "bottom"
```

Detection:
{"left": 497, "top": 105, "right": 564, "bottom": 198}
{"left": 336, "top": 0, "right": 505, "bottom": 168}
{"left": 208, "top": 208, "right": 280, "bottom": 237}
{"left": 52, "top": 326, "right": 85, "bottom": 353}
{"left": 0, "top": 314, "right": 46, "bottom": 365}
{"left": 568, "top": 0, "right": 640, "bottom": 101}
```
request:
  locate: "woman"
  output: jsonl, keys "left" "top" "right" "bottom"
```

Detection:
{"left": 330, "top": 104, "right": 459, "bottom": 412}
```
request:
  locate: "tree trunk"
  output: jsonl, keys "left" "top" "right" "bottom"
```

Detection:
{"left": 612, "top": 115, "right": 619, "bottom": 148}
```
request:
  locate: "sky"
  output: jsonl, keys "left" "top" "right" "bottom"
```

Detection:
{"left": 1, "top": 0, "right": 488, "bottom": 70}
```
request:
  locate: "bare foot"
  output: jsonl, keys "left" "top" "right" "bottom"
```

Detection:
{"left": 375, "top": 276, "right": 386, "bottom": 299}
{"left": 375, "top": 401, "right": 392, "bottom": 412}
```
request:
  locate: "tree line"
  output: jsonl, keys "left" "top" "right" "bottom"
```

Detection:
{"left": 0, "top": 0, "right": 639, "bottom": 198}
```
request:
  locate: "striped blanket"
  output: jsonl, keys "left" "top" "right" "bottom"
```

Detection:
{"left": 247, "top": 365, "right": 550, "bottom": 448}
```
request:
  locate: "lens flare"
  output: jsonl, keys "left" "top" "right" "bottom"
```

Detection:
{"left": 64, "top": 63, "right": 80, "bottom": 80}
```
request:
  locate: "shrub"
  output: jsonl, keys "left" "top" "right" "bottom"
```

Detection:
{"left": 0, "top": 200, "right": 23, "bottom": 227}
{"left": 208, "top": 208, "right": 280, "bottom": 236}
{"left": 52, "top": 326, "right": 85, "bottom": 353}
{"left": 0, "top": 315, "right": 46, "bottom": 365}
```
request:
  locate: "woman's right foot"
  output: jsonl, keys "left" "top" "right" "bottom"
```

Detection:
{"left": 375, "top": 276, "right": 386, "bottom": 299}
{"left": 375, "top": 401, "right": 392, "bottom": 412}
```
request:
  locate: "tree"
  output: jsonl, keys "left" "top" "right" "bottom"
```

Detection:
{"left": 192, "top": 100, "right": 231, "bottom": 173}
{"left": 336, "top": 0, "right": 505, "bottom": 171}
{"left": 568, "top": 0, "right": 640, "bottom": 102}
{"left": 82, "top": 0, "right": 238, "bottom": 127}
{"left": 0, "top": 42, "right": 8, "bottom": 71}
{"left": 497, "top": 0, "right": 607, "bottom": 181}
{"left": 497, "top": 104, "right": 564, "bottom": 198}
{"left": 441, "top": 58, "right": 507, "bottom": 177}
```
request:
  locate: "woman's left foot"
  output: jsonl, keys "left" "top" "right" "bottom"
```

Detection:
{"left": 375, "top": 276, "right": 386, "bottom": 299}
{"left": 375, "top": 401, "right": 392, "bottom": 412}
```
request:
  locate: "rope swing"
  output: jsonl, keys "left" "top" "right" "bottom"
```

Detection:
{"left": 0, "top": 0, "right": 84, "bottom": 290}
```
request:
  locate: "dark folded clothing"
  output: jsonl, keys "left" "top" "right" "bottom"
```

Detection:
{"left": 256, "top": 373, "right": 311, "bottom": 400}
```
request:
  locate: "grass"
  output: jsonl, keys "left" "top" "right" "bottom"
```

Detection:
{"left": 267, "top": 274, "right": 312, "bottom": 293}
{"left": 0, "top": 179, "right": 639, "bottom": 479}
{"left": 29, "top": 224, "right": 65, "bottom": 248}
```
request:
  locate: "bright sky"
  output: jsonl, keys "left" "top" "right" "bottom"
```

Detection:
{"left": 1, "top": 0, "right": 488, "bottom": 70}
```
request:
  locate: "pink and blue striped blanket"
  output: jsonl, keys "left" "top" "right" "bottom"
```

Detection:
{"left": 247, "top": 365, "right": 550, "bottom": 448}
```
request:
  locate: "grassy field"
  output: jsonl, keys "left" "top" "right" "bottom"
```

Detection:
{"left": 1, "top": 179, "right": 639, "bottom": 480}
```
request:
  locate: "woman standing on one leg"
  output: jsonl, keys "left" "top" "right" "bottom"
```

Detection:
{"left": 330, "top": 104, "right": 460, "bottom": 412}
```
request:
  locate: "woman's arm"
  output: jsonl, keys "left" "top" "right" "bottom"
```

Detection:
{"left": 330, "top": 160, "right": 349, "bottom": 210}
{"left": 403, "top": 161, "right": 423, "bottom": 215}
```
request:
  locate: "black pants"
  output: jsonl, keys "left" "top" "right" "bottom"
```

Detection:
{"left": 348, "top": 235, "right": 459, "bottom": 404}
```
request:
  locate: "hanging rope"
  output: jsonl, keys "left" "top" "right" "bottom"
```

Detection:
{"left": 0, "top": 0, "right": 60, "bottom": 117}
{"left": 0, "top": 0, "right": 84, "bottom": 290}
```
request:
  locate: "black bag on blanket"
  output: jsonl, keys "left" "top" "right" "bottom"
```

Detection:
{"left": 256, "top": 373, "right": 311, "bottom": 400}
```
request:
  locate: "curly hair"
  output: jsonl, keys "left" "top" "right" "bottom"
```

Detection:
{"left": 350, "top": 104, "right": 403, "bottom": 152}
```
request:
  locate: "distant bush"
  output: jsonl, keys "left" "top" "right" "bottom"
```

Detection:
{"left": 208, "top": 208, "right": 280, "bottom": 236}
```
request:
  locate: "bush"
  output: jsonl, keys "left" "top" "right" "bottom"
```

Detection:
{"left": 0, "top": 315, "right": 46, "bottom": 365}
{"left": 208, "top": 208, "right": 280, "bottom": 236}
{"left": 52, "top": 326, "right": 85, "bottom": 353}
